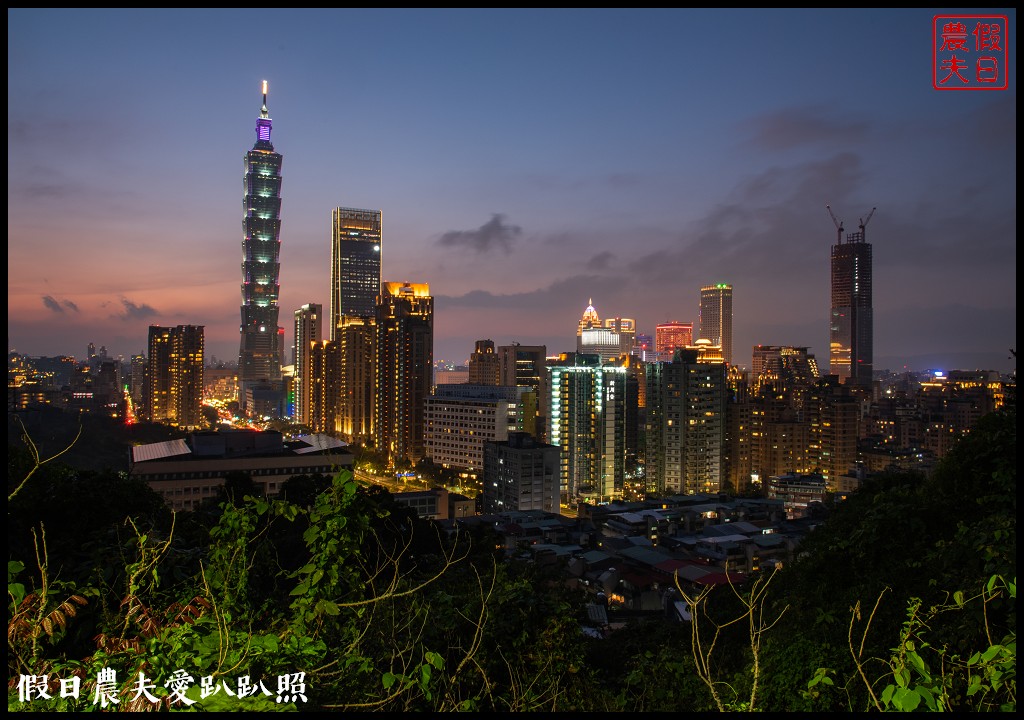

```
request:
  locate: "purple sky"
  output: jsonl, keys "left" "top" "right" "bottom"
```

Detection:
{"left": 8, "top": 9, "right": 1017, "bottom": 374}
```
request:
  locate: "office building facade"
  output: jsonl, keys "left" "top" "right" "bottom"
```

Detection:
{"left": 425, "top": 385, "right": 518, "bottom": 476}
{"left": 330, "top": 207, "right": 382, "bottom": 338}
{"left": 468, "top": 339, "right": 501, "bottom": 385}
{"left": 699, "top": 284, "right": 733, "bottom": 366}
{"left": 498, "top": 343, "right": 548, "bottom": 439}
{"left": 655, "top": 321, "right": 693, "bottom": 356}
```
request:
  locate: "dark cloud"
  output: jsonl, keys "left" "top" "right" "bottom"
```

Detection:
{"left": 627, "top": 152, "right": 866, "bottom": 285}
{"left": 41, "top": 296, "right": 64, "bottom": 313}
{"left": 437, "top": 214, "right": 522, "bottom": 254}
{"left": 744, "top": 104, "right": 868, "bottom": 151}
{"left": 114, "top": 297, "right": 159, "bottom": 321}
{"left": 586, "top": 251, "right": 615, "bottom": 270}
{"left": 40, "top": 295, "right": 79, "bottom": 314}
{"left": 436, "top": 273, "right": 612, "bottom": 312}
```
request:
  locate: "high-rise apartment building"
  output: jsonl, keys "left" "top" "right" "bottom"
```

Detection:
{"left": 335, "top": 316, "right": 377, "bottom": 444}
{"left": 375, "top": 282, "right": 433, "bottom": 468}
{"left": 144, "top": 325, "right": 204, "bottom": 430}
{"left": 238, "top": 81, "right": 284, "bottom": 400}
{"left": 548, "top": 353, "right": 628, "bottom": 504}
{"left": 293, "top": 303, "right": 322, "bottom": 426}
{"left": 830, "top": 209, "right": 874, "bottom": 386}
{"left": 308, "top": 340, "right": 342, "bottom": 436}
{"left": 483, "top": 432, "right": 561, "bottom": 514}
{"left": 645, "top": 348, "right": 727, "bottom": 495}
{"left": 699, "top": 284, "right": 733, "bottom": 366}
{"left": 656, "top": 321, "right": 693, "bottom": 356}
{"left": 809, "top": 376, "right": 860, "bottom": 489}
{"left": 330, "top": 207, "right": 382, "bottom": 338}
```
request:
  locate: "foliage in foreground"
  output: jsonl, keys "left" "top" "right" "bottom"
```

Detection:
{"left": 7, "top": 405, "right": 1016, "bottom": 711}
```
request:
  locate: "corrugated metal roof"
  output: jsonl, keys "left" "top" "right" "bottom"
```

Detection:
{"left": 586, "top": 603, "right": 609, "bottom": 625}
{"left": 293, "top": 434, "right": 349, "bottom": 454}
{"left": 131, "top": 439, "right": 191, "bottom": 463}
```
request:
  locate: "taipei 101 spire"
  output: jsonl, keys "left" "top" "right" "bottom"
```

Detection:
{"left": 238, "top": 80, "right": 284, "bottom": 402}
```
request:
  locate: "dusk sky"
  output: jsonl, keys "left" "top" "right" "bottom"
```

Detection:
{"left": 8, "top": 9, "right": 1017, "bottom": 374}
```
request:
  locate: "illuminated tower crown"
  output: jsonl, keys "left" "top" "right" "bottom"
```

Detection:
{"left": 578, "top": 298, "right": 601, "bottom": 335}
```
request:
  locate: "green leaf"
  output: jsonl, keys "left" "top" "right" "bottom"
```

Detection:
{"left": 8, "top": 582, "right": 26, "bottom": 606}
{"left": 916, "top": 685, "right": 937, "bottom": 711}
{"left": 382, "top": 672, "right": 396, "bottom": 690}
{"left": 908, "top": 650, "right": 927, "bottom": 675}
{"left": 881, "top": 685, "right": 895, "bottom": 706}
{"left": 981, "top": 645, "right": 1002, "bottom": 662}
{"left": 893, "top": 688, "right": 921, "bottom": 711}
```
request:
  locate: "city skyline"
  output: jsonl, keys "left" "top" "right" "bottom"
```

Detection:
{"left": 8, "top": 9, "right": 1017, "bottom": 374}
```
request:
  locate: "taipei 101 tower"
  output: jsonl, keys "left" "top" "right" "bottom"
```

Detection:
{"left": 238, "top": 80, "right": 284, "bottom": 406}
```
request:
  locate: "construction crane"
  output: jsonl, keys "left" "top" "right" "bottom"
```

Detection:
{"left": 859, "top": 207, "right": 876, "bottom": 232}
{"left": 826, "top": 204, "right": 844, "bottom": 244}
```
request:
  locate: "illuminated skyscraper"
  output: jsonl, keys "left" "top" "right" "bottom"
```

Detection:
{"left": 330, "top": 207, "right": 382, "bottom": 338}
{"left": 336, "top": 316, "right": 377, "bottom": 443}
{"left": 144, "top": 325, "right": 204, "bottom": 430}
{"left": 830, "top": 209, "right": 874, "bottom": 386}
{"left": 699, "top": 284, "right": 733, "bottom": 366}
{"left": 548, "top": 353, "right": 627, "bottom": 504}
{"left": 293, "top": 303, "right": 322, "bottom": 426}
{"left": 238, "top": 81, "right": 284, "bottom": 399}
{"left": 375, "top": 282, "right": 433, "bottom": 468}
